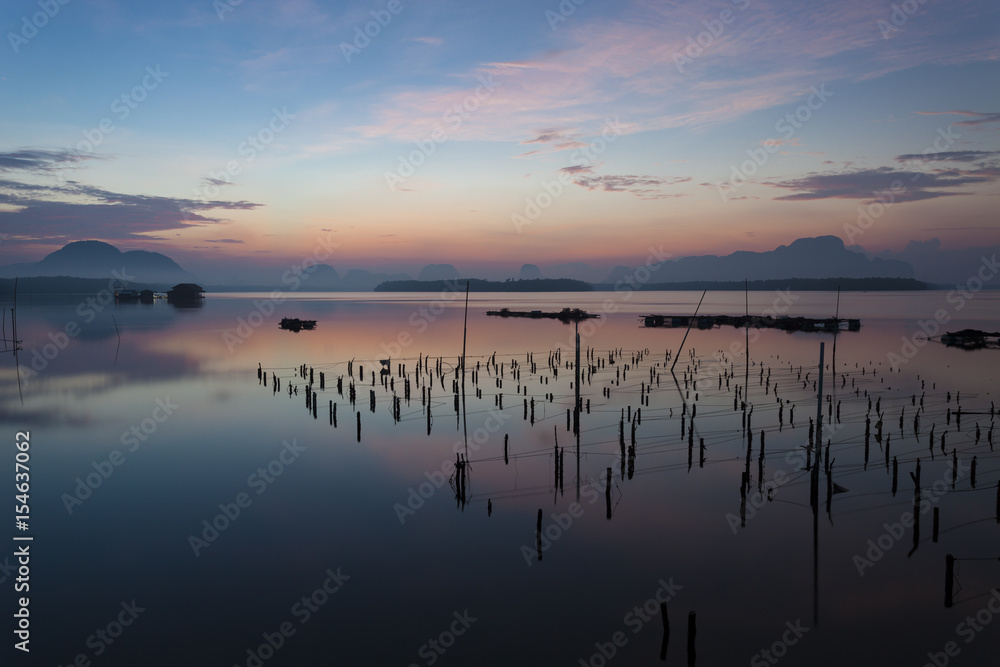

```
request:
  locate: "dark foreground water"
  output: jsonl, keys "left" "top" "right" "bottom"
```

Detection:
{"left": 1, "top": 290, "right": 998, "bottom": 666}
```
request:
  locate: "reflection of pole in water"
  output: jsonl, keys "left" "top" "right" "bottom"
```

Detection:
{"left": 671, "top": 290, "right": 706, "bottom": 373}
{"left": 909, "top": 459, "right": 921, "bottom": 557}
{"left": 536, "top": 509, "right": 543, "bottom": 562}
{"left": 745, "top": 279, "right": 749, "bottom": 402}
{"left": 687, "top": 611, "right": 696, "bottom": 666}
{"left": 605, "top": 467, "right": 612, "bottom": 520}
{"left": 659, "top": 602, "right": 670, "bottom": 661}
{"left": 575, "top": 320, "right": 582, "bottom": 502}
{"left": 461, "top": 282, "right": 470, "bottom": 448}
{"left": 811, "top": 342, "right": 824, "bottom": 627}
{"left": 944, "top": 554, "right": 955, "bottom": 608}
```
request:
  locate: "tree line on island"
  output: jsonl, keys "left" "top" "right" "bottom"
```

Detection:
{"left": 373, "top": 277, "right": 926, "bottom": 292}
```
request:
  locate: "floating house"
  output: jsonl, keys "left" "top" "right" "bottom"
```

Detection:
{"left": 166, "top": 283, "right": 205, "bottom": 303}
{"left": 279, "top": 318, "right": 317, "bottom": 332}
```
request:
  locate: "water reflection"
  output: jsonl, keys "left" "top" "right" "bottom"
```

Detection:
{"left": 0, "top": 291, "right": 997, "bottom": 665}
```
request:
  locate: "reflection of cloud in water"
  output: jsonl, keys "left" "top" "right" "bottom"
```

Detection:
{"left": 0, "top": 403, "right": 96, "bottom": 427}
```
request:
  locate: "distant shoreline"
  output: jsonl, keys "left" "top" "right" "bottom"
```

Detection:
{"left": 0, "top": 275, "right": 937, "bottom": 295}
{"left": 375, "top": 277, "right": 929, "bottom": 292}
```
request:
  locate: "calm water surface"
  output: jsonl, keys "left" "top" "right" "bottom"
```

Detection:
{"left": 1, "top": 291, "right": 998, "bottom": 666}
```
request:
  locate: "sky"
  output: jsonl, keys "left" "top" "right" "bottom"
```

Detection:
{"left": 0, "top": 0, "right": 998, "bottom": 283}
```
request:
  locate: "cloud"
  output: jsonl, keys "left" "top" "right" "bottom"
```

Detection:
{"left": 767, "top": 166, "right": 999, "bottom": 202}
{"left": 915, "top": 110, "right": 1000, "bottom": 127}
{"left": 201, "top": 176, "right": 236, "bottom": 187}
{"left": 894, "top": 150, "right": 1000, "bottom": 163}
{"left": 0, "top": 149, "right": 98, "bottom": 173}
{"left": 560, "top": 164, "right": 595, "bottom": 174}
{"left": 516, "top": 128, "right": 591, "bottom": 157}
{"left": 559, "top": 166, "right": 690, "bottom": 200}
{"left": 411, "top": 36, "right": 443, "bottom": 47}
{"left": 0, "top": 178, "right": 261, "bottom": 243}
{"left": 762, "top": 138, "right": 800, "bottom": 147}
{"left": 348, "top": 1, "right": 999, "bottom": 146}
{"left": 523, "top": 129, "right": 575, "bottom": 145}
{"left": 205, "top": 238, "right": 245, "bottom": 243}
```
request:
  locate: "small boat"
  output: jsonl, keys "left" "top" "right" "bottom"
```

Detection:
{"left": 485, "top": 307, "right": 599, "bottom": 323}
{"left": 114, "top": 289, "right": 139, "bottom": 301}
{"left": 941, "top": 329, "right": 1000, "bottom": 349}
{"left": 279, "top": 318, "right": 317, "bottom": 332}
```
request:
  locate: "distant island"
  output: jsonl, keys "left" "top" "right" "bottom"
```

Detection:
{"left": 374, "top": 278, "right": 593, "bottom": 292}
{"left": 0, "top": 276, "right": 160, "bottom": 295}
{"left": 591, "top": 277, "right": 928, "bottom": 292}
{"left": 8, "top": 237, "right": 995, "bottom": 293}
{"left": 1, "top": 275, "right": 929, "bottom": 295}
{"left": 377, "top": 276, "right": 925, "bottom": 293}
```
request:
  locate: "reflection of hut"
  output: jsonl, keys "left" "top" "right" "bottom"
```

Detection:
{"left": 139, "top": 289, "right": 155, "bottom": 303}
{"left": 166, "top": 283, "right": 205, "bottom": 303}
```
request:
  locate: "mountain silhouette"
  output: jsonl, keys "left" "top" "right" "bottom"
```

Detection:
{"left": 604, "top": 236, "right": 913, "bottom": 283}
{"left": 0, "top": 240, "right": 198, "bottom": 285}
{"left": 418, "top": 264, "right": 461, "bottom": 281}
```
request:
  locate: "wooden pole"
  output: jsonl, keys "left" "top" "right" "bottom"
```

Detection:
{"left": 536, "top": 509, "right": 543, "bottom": 562}
{"left": 574, "top": 321, "right": 580, "bottom": 435}
{"left": 605, "top": 467, "right": 612, "bottom": 520}
{"left": 461, "top": 281, "right": 469, "bottom": 377}
{"left": 945, "top": 554, "right": 955, "bottom": 608}
{"left": 12, "top": 277, "right": 23, "bottom": 403}
{"left": 745, "top": 279, "right": 749, "bottom": 399}
{"left": 659, "top": 602, "right": 669, "bottom": 661}
{"left": 671, "top": 290, "right": 707, "bottom": 373}
{"left": 686, "top": 611, "right": 696, "bottom": 667}
{"left": 815, "top": 342, "right": 825, "bottom": 457}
